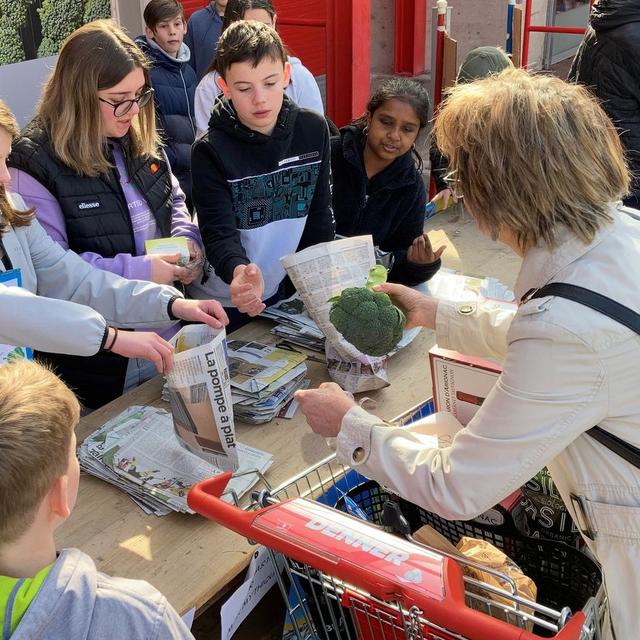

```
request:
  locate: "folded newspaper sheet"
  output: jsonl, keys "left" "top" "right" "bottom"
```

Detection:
{"left": 261, "top": 294, "right": 325, "bottom": 352}
{"left": 227, "top": 340, "right": 308, "bottom": 424}
{"left": 281, "top": 236, "right": 398, "bottom": 393}
{"left": 79, "top": 406, "right": 273, "bottom": 516}
{"left": 227, "top": 339, "right": 306, "bottom": 394}
{"left": 165, "top": 325, "right": 238, "bottom": 471}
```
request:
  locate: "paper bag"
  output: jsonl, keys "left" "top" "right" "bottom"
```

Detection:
{"left": 414, "top": 526, "right": 537, "bottom": 624}
{"left": 281, "top": 236, "right": 389, "bottom": 393}
{"left": 456, "top": 537, "right": 537, "bottom": 611}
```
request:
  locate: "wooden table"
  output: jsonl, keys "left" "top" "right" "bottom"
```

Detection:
{"left": 56, "top": 319, "right": 436, "bottom": 616}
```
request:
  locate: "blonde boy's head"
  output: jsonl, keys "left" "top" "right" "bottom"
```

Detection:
{"left": 0, "top": 361, "right": 80, "bottom": 544}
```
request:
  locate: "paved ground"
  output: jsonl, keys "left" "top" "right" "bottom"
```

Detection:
{"left": 424, "top": 202, "right": 521, "bottom": 288}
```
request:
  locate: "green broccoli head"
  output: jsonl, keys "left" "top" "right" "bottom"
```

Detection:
{"left": 329, "top": 287, "right": 406, "bottom": 357}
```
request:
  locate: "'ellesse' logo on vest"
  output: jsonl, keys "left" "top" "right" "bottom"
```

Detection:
{"left": 75, "top": 199, "right": 101, "bottom": 210}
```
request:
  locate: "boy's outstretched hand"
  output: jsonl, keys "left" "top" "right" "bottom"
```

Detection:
{"left": 230, "top": 263, "right": 266, "bottom": 316}
{"left": 407, "top": 233, "right": 446, "bottom": 265}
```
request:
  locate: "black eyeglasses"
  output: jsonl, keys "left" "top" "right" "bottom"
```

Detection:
{"left": 98, "top": 87, "right": 155, "bottom": 117}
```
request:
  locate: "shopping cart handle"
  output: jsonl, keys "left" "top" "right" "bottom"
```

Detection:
{"left": 551, "top": 614, "right": 587, "bottom": 640}
{"left": 188, "top": 473, "right": 462, "bottom": 604}
{"left": 189, "top": 472, "right": 231, "bottom": 501}
{"left": 188, "top": 472, "right": 260, "bottom": 530}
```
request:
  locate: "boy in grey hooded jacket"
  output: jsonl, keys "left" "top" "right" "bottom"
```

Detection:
{"left": 0, "top": 362, "right": 194, "bottom": 640}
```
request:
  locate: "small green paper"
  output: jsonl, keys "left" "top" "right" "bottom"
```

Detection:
{"left": 145, "top": 237, "right": 190, "bottom": 265}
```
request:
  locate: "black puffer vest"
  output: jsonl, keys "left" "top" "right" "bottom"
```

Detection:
{"left": 8, "top": 120, "right": 174, "bottom": 409}
{"left": 8, "top": 120, "right": 173, "bottom": 255}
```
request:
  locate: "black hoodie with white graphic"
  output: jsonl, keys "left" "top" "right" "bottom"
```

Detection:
{"left": 189, "top": 95, "right": 334, "bottom": 306}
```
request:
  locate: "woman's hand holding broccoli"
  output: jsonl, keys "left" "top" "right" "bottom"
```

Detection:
{"left": 374, "top": 283, "right": 439, "bottom": 330}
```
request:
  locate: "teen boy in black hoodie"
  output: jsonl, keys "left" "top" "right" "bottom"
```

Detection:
{"left": 189, "top": 21, "right": 334, "bottom": 330}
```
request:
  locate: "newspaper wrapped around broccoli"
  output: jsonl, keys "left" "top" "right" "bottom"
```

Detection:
{"left": 328, "top": 265, "right": 406, "bottom": 357}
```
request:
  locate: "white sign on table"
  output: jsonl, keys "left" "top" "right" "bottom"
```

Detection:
{"left": 220, "top": 546, "right": 277, "bottom": 640}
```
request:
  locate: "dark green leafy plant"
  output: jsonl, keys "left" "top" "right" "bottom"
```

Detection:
{"left": 37, "top": 0, "right": 84, "bottom": 57}
{"left": 0, "top": 0, "right": 30, "bottom": 25}
{"left": 0, "top": 21, "right": 24, "bottom": 64}
{"left": 83, "top": 0, "right": 111, "bottom": 23}
{"left": 0, "top": 0, "right": 31, "bottom": 64}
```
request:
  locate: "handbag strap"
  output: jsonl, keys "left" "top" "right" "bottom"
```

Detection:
{"left": 530, "top": 282, "right": 640, "bottom": 470}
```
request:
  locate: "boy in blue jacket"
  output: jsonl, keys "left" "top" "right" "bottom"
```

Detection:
{"left": 137, "top": 0, "right": 197, "bottom": 207}
{"left": 189, "top": 21, "right": 335, "bottom": 331}
{"left": 0, "top": 361, "right": 194, "bottom": 639}
{"left": 185, "top": 1, "right": 226, "bottom": 80}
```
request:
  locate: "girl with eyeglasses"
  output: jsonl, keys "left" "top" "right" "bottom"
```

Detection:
{"left": 8, "top": 20, "right": 213, "bottom": 409}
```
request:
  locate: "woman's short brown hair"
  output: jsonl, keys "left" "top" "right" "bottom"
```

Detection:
{"left": 434, "top": 68, "right": 630, "bottom": 250}
{"left": 0, "top": 100, "right": 34, "bottom": 234}
{"left": 37, "top": 20, "right": 160, "bottom": 177}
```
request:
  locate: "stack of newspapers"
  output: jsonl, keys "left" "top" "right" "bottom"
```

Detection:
{"left": 261, "top": 294, "right": 325, "bottom": 352}
{"left": 79, "top": 405, "right": 273, "bottom": 516}
{"left": 228, "top": 339, "right": 309, "bottom": 424}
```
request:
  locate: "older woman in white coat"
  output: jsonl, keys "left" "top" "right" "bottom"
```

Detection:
{"left": 296, "top": 69, "right": 640, "bottom": 639}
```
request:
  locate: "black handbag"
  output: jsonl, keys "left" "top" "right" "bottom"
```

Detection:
{"left": 528, "top": 282, "right": 640, "bottom": 470}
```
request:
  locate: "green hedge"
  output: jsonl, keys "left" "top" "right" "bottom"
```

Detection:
{"left": 0, "top": 0, "right": 112, "bottom": 63}
{"left": 37, "top": 0, "right": 84, "bottom": 57}
{"left": 0, "top": 0, "right": 30, "bottom": 24}
{"left": 0, "top": 21, "right": 25, "bottom": 65}
{"left": 0, "top": 0, "right": 31, "bottom": 64}
{"left": 83, "top": 0, "right": 111, "bottom": 23}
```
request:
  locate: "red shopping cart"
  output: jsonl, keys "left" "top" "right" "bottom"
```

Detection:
{"left": 189, "top": 455, "right": 606, "bottom": 640}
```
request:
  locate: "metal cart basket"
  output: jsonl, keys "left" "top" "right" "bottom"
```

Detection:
{"left": 189, "top": 455, "right": 606, "bottom": 640}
